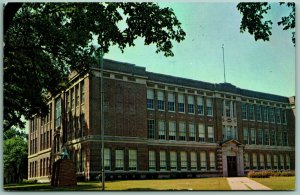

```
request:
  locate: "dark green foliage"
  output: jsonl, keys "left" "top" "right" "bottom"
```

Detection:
{"left": 4, "top": 2, "right": 186, "bottom": 131}
{"left": 247, "top": 170, "right": 295, "bottom": 178}
{"left": 237, "top": 2, "right": 295, "bottom": 45}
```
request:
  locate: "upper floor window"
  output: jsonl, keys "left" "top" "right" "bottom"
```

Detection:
{"left": 275, "top": 108, "right": 281, "bottom": 124}
{"left": 208, "top": 126, "right": 214, "bottom": 143}
{"left": 243, "top": 127, "right": 249, "bottom": 145}
{"left": 167, "top": 92, "right": 175, "bottom": 112}
{"left": 66, "top": 92, "right": 70, "bottom": 112}
{"left": 206, "top": 98, "right": 213, "bottom": 116}
{"left": 262, "top": 106, "right": 268, "bottom": 122}
{"left": 258, "top": 129, "right": 263, "bottom": 145}
{"left": 179, "top": 121, "right": 186, "bottom": 141}
{"left": 147, "top": 89, "right": 154, "bottom": 110}
{"left": 71, "top": 89, "right": 75, "bottom": 110}
{"left": 189, "top": 123, "right": 196, "bottom": 141}
{"left": 256, "top": 105, "right": 262, "bottom": 121}
{"left": 281, "top": 110, "right": 287, "bottom": 124}
{"left": 75, "top": 85, "right": 80, "bottom": 107}
{"left": 269, "top": 108, "right": 275, "bottom": 123}
{"left": 242, "top": 103, "right": 248, "bottom": 120}
{"left": 178, "top": 93, "right": 185, "bottom": 113}
{"left": 158, "top": 120, "right": 166, "bottom": 140}
{"left": 197, "top": 96, "right": 204, "bottom": 115}
{"left": 147, "top": 119, "right": 155, "bottom": 139}
{"left": 168, "top": 121, "right": 176, "bottom": 140}
{"left": 188, "top": 95, "right": 195, "bottom": 114}
{"left": 250, "top": 128, "right": 256, "bottom": 145}
{"left": 157, "top": 90, "right": 165, "bottom": 111}
{"left": 283, "top": 131, "right": 288, "bottom": 146}
{"left": 277, "top": 131, "right": 282, "bottom": 146}
{"left": 225, "top": 100, "right": 231, "bottom": 117}
{"left": 264, "top": 129, "right": 270, "bottom": 145}
{"left": 270, "top": 130, "right": 276, "bottom": 145}
{"left": 55, "top": 98, "right": 61, "bottom": 128}
{"left": 249, "top": 104, "right": 255, "bottom": 120}
{"left": 80, "top": 81, "right": 85, "bottom": 104}
{"left": 198, "top": 123, "right": 205, "bottom": 142}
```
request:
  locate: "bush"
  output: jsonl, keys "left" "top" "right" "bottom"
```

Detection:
{"left": 21, "top": 179, "right": 38, "bottom": 184}
{"left": 247, "top": 170, "right": 295, "bottom": 178}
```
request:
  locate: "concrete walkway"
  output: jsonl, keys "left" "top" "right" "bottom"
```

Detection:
{"left": 227, "top": 177, "right": 271, "bottom": 190}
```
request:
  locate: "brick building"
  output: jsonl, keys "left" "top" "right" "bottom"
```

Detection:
{"left": 28, "top": 59, "right": 295, "bottom": 181}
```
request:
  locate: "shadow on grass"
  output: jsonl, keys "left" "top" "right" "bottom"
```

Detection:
{"left": 4, "top": 183, "right": 100, "bottom": 191}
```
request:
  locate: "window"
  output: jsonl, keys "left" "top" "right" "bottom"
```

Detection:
{"left": 242, "top": 103, "right": 248, "bottom": 120}
{"left": 262, "top": 106, "right": 268, "bottom": 122}
{"left": 104, "top": 148, "right": 111, "bottom": 170}
{"left": 269, "top": 108, "right": 275, "bottom": 123}
{"left": 266, "top": 154, "right": 271, "bottom": 169}
{"left": 129, "top": 149, "right": 137, "bottom": 171}
{"left": 147, "top": 89, "right": 154, "bottom": 109}
{"left": 286, "top": 155, "right": 290, "bottom": 170}
{"left": 71, "top": 89, "right": 74, "bottom": 110}
{"left": 160, "top": 151, "right": 166, "bottom": 171}
{"left": 180, "top": 151, "right": 187, "bottom": 170}
{"left": 232, "top": 101, "right": 237, "bottom": 117}
{"left": 190, "top": 152, "right": 197, "bottom": 170}
{"left": 243, "top": 127, "right": 249, "bottom": 145}
{"left": 277, "top": 131, "right": 282, "bottom": 146}
{"left": 198, "top": 123, "right": 205, "bottom": 142}
{"left": 188, "top": 95, "right": 194, "bottom": 114}
{"left": 75, "top": 85, "right": 79, "bottom": 107}
{"left": 273, "top": 155, "right": 278, "bottom": 170}
{"left": 149, "top": 151, "right": 156, "bottom": 171}
{"left": 179, "top": 122, "right": 186, "bottom": 141}
{"left": 55, "top": 98, "right": 61, "bottom": 128}
{"left": 264, "top": 129, "right": 270, "bottom": 145}
{"left": 148, "top": 120, "right": 155, "bottom": 139}
{"left": 189, "top": 123, "right": 196, "bottom": 141}
{"left": 281, "top": 110, "right": 287, "bottom": 124}
{"left": 258, "top": 129, "right": 263, "bottom": 145}
{"left": 197, "top": 96, "right": 204, "bottom": 115}
{"left": 80, "top": 81, "right": 85, "bottom": 104}
{"left": 168, "top": 92, "right": 175, "bottom": 112}
{"left": 66, "top": 92, "right": 70, "bottom": 112}
{"left": 115, "top": 150, "right": 124, "bottom": 170}
{"left": 225, "top": 100, "right": 231, "bottom": 117}
{"left": 209, "top": 152, "right": 216, "bottom": 170}
{"left": 283, "top": 131, "right": 288, "bottom": 146}
{"left": 250, "top": 128, "right": 256, "bottom": 145}
{"left": 275, "top": 108, "right": 281, "bottom": 124}
{"left": 244, "top": 153, "right": 250, "bottom": 169}
{"left": 279, "top": 154, "right": 284, "bottom": 170}
{"left": 270, "top": 130, "right": 276, "bottom": 145}
{"left": 200, "top": 152, "right": 207, "bottom": 170}
{"left": 252, "top": 153, "right": 258, "bottom": 170}
{"left": 256, "top": 105, "right": 262, "bottom": 121}
{"left": 168, "top": 121, "right": 176, "bottom": 140}
{"left": 157, "top": 90, "right": 165, "bottom": 111}
{"left": 158, "top": 120, "right": 166, "bottom": 140}
{"left": 170, "top": 151, "right": 177, "bottom": 171}
{"left": 249, "top": 104, "right": 255, "bottom": 120}
{"left": 208, "top": 126, "right": 214, "bottom": 143}
{"left": 178, "top": 93, "right": 185, "bottom": 113}
{"left": 224, "top": 126, "right": 237, "bottom": 140}
{"left": 259, "top": 154, "right": 265, "bottom": 170}
{"left": 206, "top": 98, "right": 213, "bottom": 116}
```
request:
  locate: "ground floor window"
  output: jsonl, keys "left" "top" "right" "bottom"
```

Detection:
{"left": 115, "top": 150, "right": 124, "bottom": 170}
{"left": 129, "top": 149, "right": 137, "bottom": 171}
{"left": 190, "top": 152, "right": 197, "bottom": 171}
{"left": 286, "top": 155, "right": 290, "bottom": 170}
{"left": 200, "top": 152, "right": 207, "bottom": 170}
{"left": 273, "top": 155, "right": 278, "bottom": 170}
{"left": 180, "top": 151, "right": 187, "bottom": 170}
{"left": 280, "top": 154, "right": 284, "bottom": 170}
{"left": 170, "top": 151, "right": 177, "bottom": 171}
{"left": 209, "top": 152, "right": 215, "bottom": 170}
{"left": 244, "top": 153, "right": 250, "bottom": 170}
{"left": 104, "top": 148, "right": 111, "bottom": 171}
{"left": 266, "top": 154, "right": 271, "bottom": 169}
{"left": 149, "top": 150, "right": 156, "bottom": 171}
{"left": 252, "top": 153, "right": 257, "bottom": 170}
{"left": 160, "top": 151, "right": 166, "bottom": 171}
{"left": 259, "top": 154, "right": 265, "bottom": 170}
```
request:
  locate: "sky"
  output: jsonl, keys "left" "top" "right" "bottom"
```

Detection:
{"left": 105, "top": 2, "right": 295, "bottom": 97}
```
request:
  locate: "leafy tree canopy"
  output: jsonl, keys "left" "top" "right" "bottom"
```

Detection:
{"left": 237, "top": 2, "right": 295, "bottom": 45}
{"left": 4, "top": 2, "right": 186, "bottom": 131}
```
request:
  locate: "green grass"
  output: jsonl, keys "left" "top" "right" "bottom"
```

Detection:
{"left": 4, "top": 177, "right": 231, "bottom": 191}
{"left": 251, "top": 176, "right": 295, "bottom": 190}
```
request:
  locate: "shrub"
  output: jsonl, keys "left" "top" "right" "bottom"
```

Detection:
{"left": 21, "top": 179, "right": 38, "bottom": 184}
{"left": 248, "top": 170, "right": 295, "bottom": 178}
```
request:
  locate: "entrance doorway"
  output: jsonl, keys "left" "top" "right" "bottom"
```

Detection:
{"left": 227, "top": 156, "right": 237, "bottom": 177}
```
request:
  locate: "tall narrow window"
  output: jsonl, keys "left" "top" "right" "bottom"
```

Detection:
{"left": 222, "top": 125, "right": 226, "bottom": 141}
{"left": 208, "top": 126, "right": 214, "bottom": 143}
{"left": 242, "top": 103, "right": 248, "bottom": 120}
{"left": 129, "top": 149, "right": 137, "bottom": 171}
{"left": 266, "top": 154, "right": 271, "bottom": 169}
{"left": 168, "top": 92, "right": 175, "bottom": 112}
{"left": 262, "top": 106, "right": 268, "bottom": 122}
{"left": 190, "top": 152, "right": 197, "bottom": 170}
{"left": 269, "top": 108, "right": 275, "bottom": 123}
{"left": 286, "top": 155, "right": 290, "bottom": 170}
{"left": 256, "top": 105, "right": 262, "bottom": 121}
{"left": 197, "top": 96, "right": 204, "bottom": 115}
{"left": 179, "top": 122, "right": 186, "bottom": 141}
{"left": 75, "top": 85, "right": 79, "bottom": 107}
{"left": 115, "top": 150, "right": 124, "bottom": 170}
{"left": 259, "top": 154, "right": 265, "bottom": 170}
{"left": 232, "top": 101, "right": 237, "bottom": 117}
{"left": 283, "top": 131, "right": 288, "bottom": 146}
{"left": 258, "top": 129, "right": 263, "bottom": 145}
{"left": 104, "top": 148, "right": 111, "bottom": 170}
{"left": 147, "top": 119, "right": 155, "bottom": 139}
{"left": 244, "top": 153, "right": 250, "bottom": 169}
{"left": 198, "top": 123, "right": 205, "bottom": 142}
{"left": 188, "top": 95, "right": 195, "bottom": 114}
{"left": 250, "top": 128, "right": 256, "bottom": 145}
{"left": 226, "top": 126, "right": 233, "bottom": 140}
{"left": 168, "top": 121, "right": 176, "bottom": 140}
{"left": 249, "top": 104, "right": 255, "bottom": 120}
{"left": 66, "top": 92, "right": 70, "bottom": 112}
{"left": 264, "top": 129, "right": 270, "bottom": 145}
{"left": 281, "top": 110, "right": 287, "bottom": 124}
{"left": 273, "top": 155, "right": 278, "bottom": 170}
{"left": 158, "top": 120, "right": 166, "bottom": 140}
{"left": 275, "top": 108, "right": 281, "bottom": 124}
{"left": 170, "top": 151, "right": 177, "bottom": 171}
{"left": 55, "top": 98, "right": 61, "bottom": 128}
{"left": 71, "top": 89, "right": 74, "bottom": 110}
{"left": 148, "top": 151, "right": 156, "bottom": 171}
{"left": 159, "top": 151, "right": 166, "bottom": 170}
{"left": 178, "top": 93, "right": 185, "bottom": 113}
{"left": 189, "top": 123, "right": 196, "bottom": 141}
{"left": 279, "top": 154, "right": 284, "bottom": 170}
{"left": 200, "top": 152, "right": 207, "bottom": 170}
{"left": 206, "top": 98, "right": 213, "bottom": 116}
{"left": 80, "top": 81, "right": 85, "bottom": 104}
{"left": 180, "top": 151, "right": 187, "bottom": 170}
{"left": 157, "top": 90, "right": 165, "bottom": 111}
{"left": 243, "top": 127, "right": 249, "bottom": 145}
{"left": 147, "top": 89, "right": 154, "bottom": 109}
{"left": 209, "top": 152, "right": 216, "bottom": 170}
{"left": 277, "top": 131, "right": 282, "bottom": 146}
{"left": 252, "top": 153, "right": 258, "bottom": 170}
{"left": 270, "top": 130, "right": 276, "bottom": 145}
{"left": 225, "top": 100, "right": 231, "bottom": 117}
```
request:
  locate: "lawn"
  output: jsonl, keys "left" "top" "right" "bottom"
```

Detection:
{"left": 4, "top": 177, "right": 231, "bottom": 191}
{"left": 251, "top": 176, "right": 295, "bottom": 190}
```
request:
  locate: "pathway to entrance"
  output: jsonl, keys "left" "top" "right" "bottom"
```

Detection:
{"left": 227, "top": 177, "right": 271, "bottom": 190}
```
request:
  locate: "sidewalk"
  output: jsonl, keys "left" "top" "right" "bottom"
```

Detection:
{"left": 227, "top": 177, "right": 271, "bottom": 190}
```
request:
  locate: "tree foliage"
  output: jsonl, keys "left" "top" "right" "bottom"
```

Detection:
{"left": 4, "top": 2, "right": 186, "bottom": 131}
{"left": 237, "top": 2, "right": 295, "bottom": 45}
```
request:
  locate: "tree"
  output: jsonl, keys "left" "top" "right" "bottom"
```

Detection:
{"left": 4, "top": 2, "right": 186, "bottom": 131}
{"left": 3, "top": 128, "right": 28, "bottom": 183}
{"left": 237, "top": 2, "right": 295, "bottom": 45}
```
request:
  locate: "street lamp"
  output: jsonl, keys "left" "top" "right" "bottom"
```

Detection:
{"left": 93, "top": 44, "right": 105, "bottom": 191}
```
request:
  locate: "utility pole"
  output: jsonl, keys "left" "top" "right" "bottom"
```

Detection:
{"left": 222, "top": 44, "right": 226, "bottom": 83}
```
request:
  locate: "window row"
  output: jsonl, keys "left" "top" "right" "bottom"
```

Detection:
{"left": 39, "top": 129, "right": 52, "bottom": 151}
{"left": 65, "top": 113, "right": 86, "bottom": 141}
{"left": 29, "top": 157, "right": 50, "bottom": 178}
{"left": 147, "top": 120, "right": 214, "bottom": 142}
{"left": 242, "top": 103, "right": 287, "bottom": 124}
{"left": 103, "top": 149, "right": 138, "bottom": 171}
{"left": 244, "top": 153, "right": 291, "bottom": 170}
{"left": 147, "top": 89, "right": 213, "bottom": 116}
{"left": 65, "top": 80, "right": 85, "bottom": 112}
{"left": 30, "top": 103, "right": 52, "bottom": 132}
{"left": 243, "top": 128, "right": 288, "bottom": 146}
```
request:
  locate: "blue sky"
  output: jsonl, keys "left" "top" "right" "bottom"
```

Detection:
{"left": 105, "top": 2, "right": 295, "bottom": 97}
